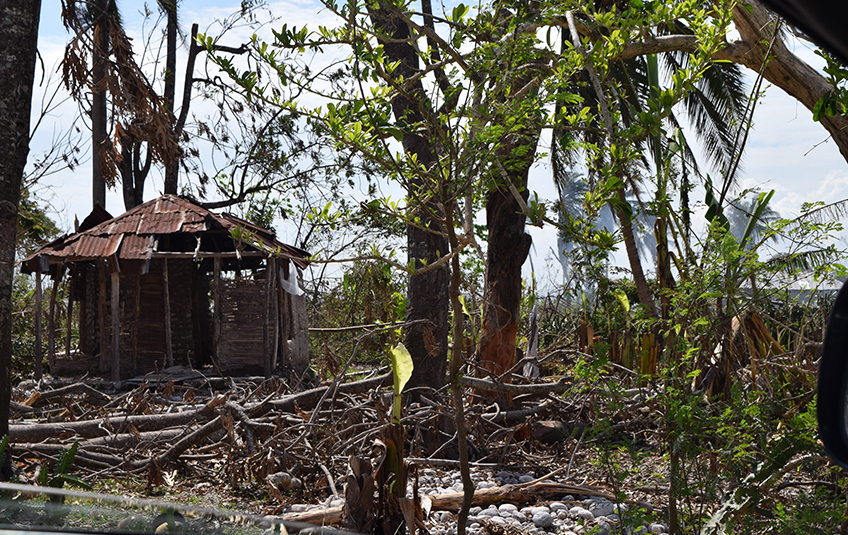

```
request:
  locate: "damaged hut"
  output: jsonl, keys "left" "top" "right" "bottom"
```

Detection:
{"left": 21, "top": 194, "right": 311, "bottom": 381}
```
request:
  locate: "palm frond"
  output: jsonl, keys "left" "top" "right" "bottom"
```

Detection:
{"left": 662, "top": 53, "right": 747, "bottom": 172}
{"left": 790, "top": 198, "right": 848, "bottom": 225}
{"left": 765, "top": 248, "right": 840, "bottom": 275}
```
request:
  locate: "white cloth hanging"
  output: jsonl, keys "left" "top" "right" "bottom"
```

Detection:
{"left": 279, "top": 265, "right": 304, "bottom": 296}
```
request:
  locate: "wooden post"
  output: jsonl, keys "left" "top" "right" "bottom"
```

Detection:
{"left": 271, "top": 262, "right": 280, "bottom": 374}
{"left": 66, "top": 272, "right": 74, "bottom": 361}
{"left": 34, "top": 267, "right": 43, "bottom": 381}
{"left": 279, "top": 263, "right": 290, "bottom": 370}
{"left": 212, "top": 257, "right": 221, "bottom": 370}
{"left": 98, "top": 260, "right": 107, "bottom": 371}
{"left": 111, "top": 269, "right": 120, "bottom": 382}
{"left": 163, "top": 259, "right": 174, "bottom": 368}
{"left": 48, "top": 265, "right": 64, "bottom": 369}
{"left": 133, "top": 274, "right": 141, "bottom": 374}
{"left": 263, "top": 257, "right": 274, "bottom": 378}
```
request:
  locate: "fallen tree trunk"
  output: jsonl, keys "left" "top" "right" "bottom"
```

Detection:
{"left": 258, "top": 373, "right": 392, "bottom": 417}
{"left": 460, "top": 376, "right": 571, "bottom": 396}
{"left": 9, "top": 374, "right": 393, "bottom": 446}
{"left": 14, "top": 443, "right": 126, "bottom": 470}
{"left": 8, "top": 395, "right": 227, "bottom": 444}
{"left": 281, "top": 482, "right": 616, "bottom": 525}
{"left": 15, "top": 428, "right": 188, "bottom": 453}
{"left": 25, "top": 382, "right": 112, "bottom": 407}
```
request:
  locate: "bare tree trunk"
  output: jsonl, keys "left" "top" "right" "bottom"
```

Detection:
{"left": 476, "top": 108, "right": 538, "bottom": 386}
{"left": 477, "top": 186, "right": 533, "bottom": 381}
{"left": 120, "top": 131, "right": 147, "bottom": 209}
{"left": 91, "top": 0, "right": 110, "bottom": 210}
{"left": 0, "top": 0, "right": 41, "bottom": 479}
{"left": 162, "top": 0, "right": 179, "bottom": 195}
{"left": 367, "top": 5, "right": 449, "bottom": 393}
{"left": 615, "top": 190, "right": 658, "bottom": 317}
{"left": 722, "top": 1, "right": 848, "bottom": 163}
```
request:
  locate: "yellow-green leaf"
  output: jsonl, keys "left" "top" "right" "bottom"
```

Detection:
{"left": 390, "top": 343, "right": 414, "bottom": 397}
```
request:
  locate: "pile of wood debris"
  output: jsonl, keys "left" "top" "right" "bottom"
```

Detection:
{"left": 6, "top": 364, "right": 665, "bottom": 525}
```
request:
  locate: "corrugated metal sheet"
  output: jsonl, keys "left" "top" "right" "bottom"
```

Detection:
{"left": 21, "top": 194, "right": 309, "bottom": 272}
{"left": 143, "top": 211, "right": 188, "bottom": 234}
{"left": 120, "top": 234, "right": 151, "bottom": 260}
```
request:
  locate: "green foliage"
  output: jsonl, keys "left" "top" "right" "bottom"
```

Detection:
{"left": 40, "top": 442, "right": 92, "bottom": 495}
{"left": 309, "top": 257, "right": 405, "bottom": 368}
{"left": 203, "top": 2, "right": 848, "bottom": 532}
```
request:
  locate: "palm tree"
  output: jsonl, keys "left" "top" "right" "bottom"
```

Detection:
{"left": 88, "top": 0, "right": 122, "bottom": 210}
{"left": 727, "top": 193, "right": 781, "bottom": 248}
{"left": 551, "top": 27, "right": 749, "bottom": 315}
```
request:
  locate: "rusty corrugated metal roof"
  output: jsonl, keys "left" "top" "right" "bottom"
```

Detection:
{"left": 22, "top": 195, "right": 309, "bottom": 272}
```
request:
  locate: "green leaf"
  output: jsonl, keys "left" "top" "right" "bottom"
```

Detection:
{"left": 390, "top": 343, "right": 413, "bottom": 396}
{"left": 390, "top": 343, "right": 414, "bottom": 421}
{"left": 740, "top": 189, "right": 775, "bottom": 247}
{"left": 612, "top": 289, "right": 630, "bottom": 315}
{"left": 451, "top": 3, "right": 469, "bottom": 21}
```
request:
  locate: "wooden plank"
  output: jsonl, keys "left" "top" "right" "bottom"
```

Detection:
{"left": 280, "top": 267, "right": 290, "bottom": 370}
{"left": 66, "top": 272, "right": 74, "bottom": 361}
{"left": 34, "top": 269, "right": 42, "bottom": 381}
{"left": 289, "top": 269, "right": 309, "bottom": 374}
{"left": 272, "top": 264, "right": 279, "bottom": 374}
{"left": 263, "top": 257, "right": 273, "bottom": 378}
{"left": 133, "top": 271, "right": 141, "bottom": 374}
{"left": 97, "top": 261, "right": 106, "bottom": 372}
{"left": 111, "top": 271, "right": 120, "bottom": 382}
{"left": 47, "top": 265, "right": 63, "bottom": 368}
{"left": 163, "top": 259, "right": 173, "bottom": 368}
{"left": 152, "top": 251, "right": 265, "bottom": 259}
{"left": 212, "top": 257, "right": 222, "bottom": 374}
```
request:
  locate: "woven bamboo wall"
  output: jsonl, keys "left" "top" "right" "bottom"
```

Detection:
{"left": 217, "top": 277, "right": 266, "bottom": 374}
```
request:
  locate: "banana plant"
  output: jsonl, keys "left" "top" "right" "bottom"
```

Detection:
{"left": 373, "top": 343, "right": 421, "bottom": 535}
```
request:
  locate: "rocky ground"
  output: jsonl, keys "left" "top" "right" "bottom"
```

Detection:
{"left": 279, "top": 467, "right": 669, "bottom": 535}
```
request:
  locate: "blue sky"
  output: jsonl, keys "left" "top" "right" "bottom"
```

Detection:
{"left": 29, "top": 1, "right": 848, "bottom": 288}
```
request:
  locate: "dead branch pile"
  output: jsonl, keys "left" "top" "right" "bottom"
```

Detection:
{"left": 7, "top": 365, "right": 665, "bottom": 520}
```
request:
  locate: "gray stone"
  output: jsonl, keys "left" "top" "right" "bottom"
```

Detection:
{"left": 650, "top": 523, "right": 667, "bottom": 533}
{"left": 595, "top": 520, "right": 611, "bottom": 535}
{"left": 531, "top": 506, "right": 550, "bottom": 515}
{"left": 498, "top": 503, "right": 519, "bottom": 513}
{"left": 588, "top": 499, "right": 615, "bottom": 517}
{"left": 479, "top": 508, "right": 498, "bottom": 517}
{"left": 532, "top": 512, "right": 554, "bottom": 528}
{"left": 557, "top": 510, "right": 569, "bottom": 520}
{"left": 549, "top": 502, "right": 567, "bottom": 512}
{"left": 571, "top": 507, "right": 594, "bottom": 521}
{"left": 518, "top": 474, "right": 535, "bottom": 483}
{"left": 470, "top": 507, "right": 482, "bottom": 515}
